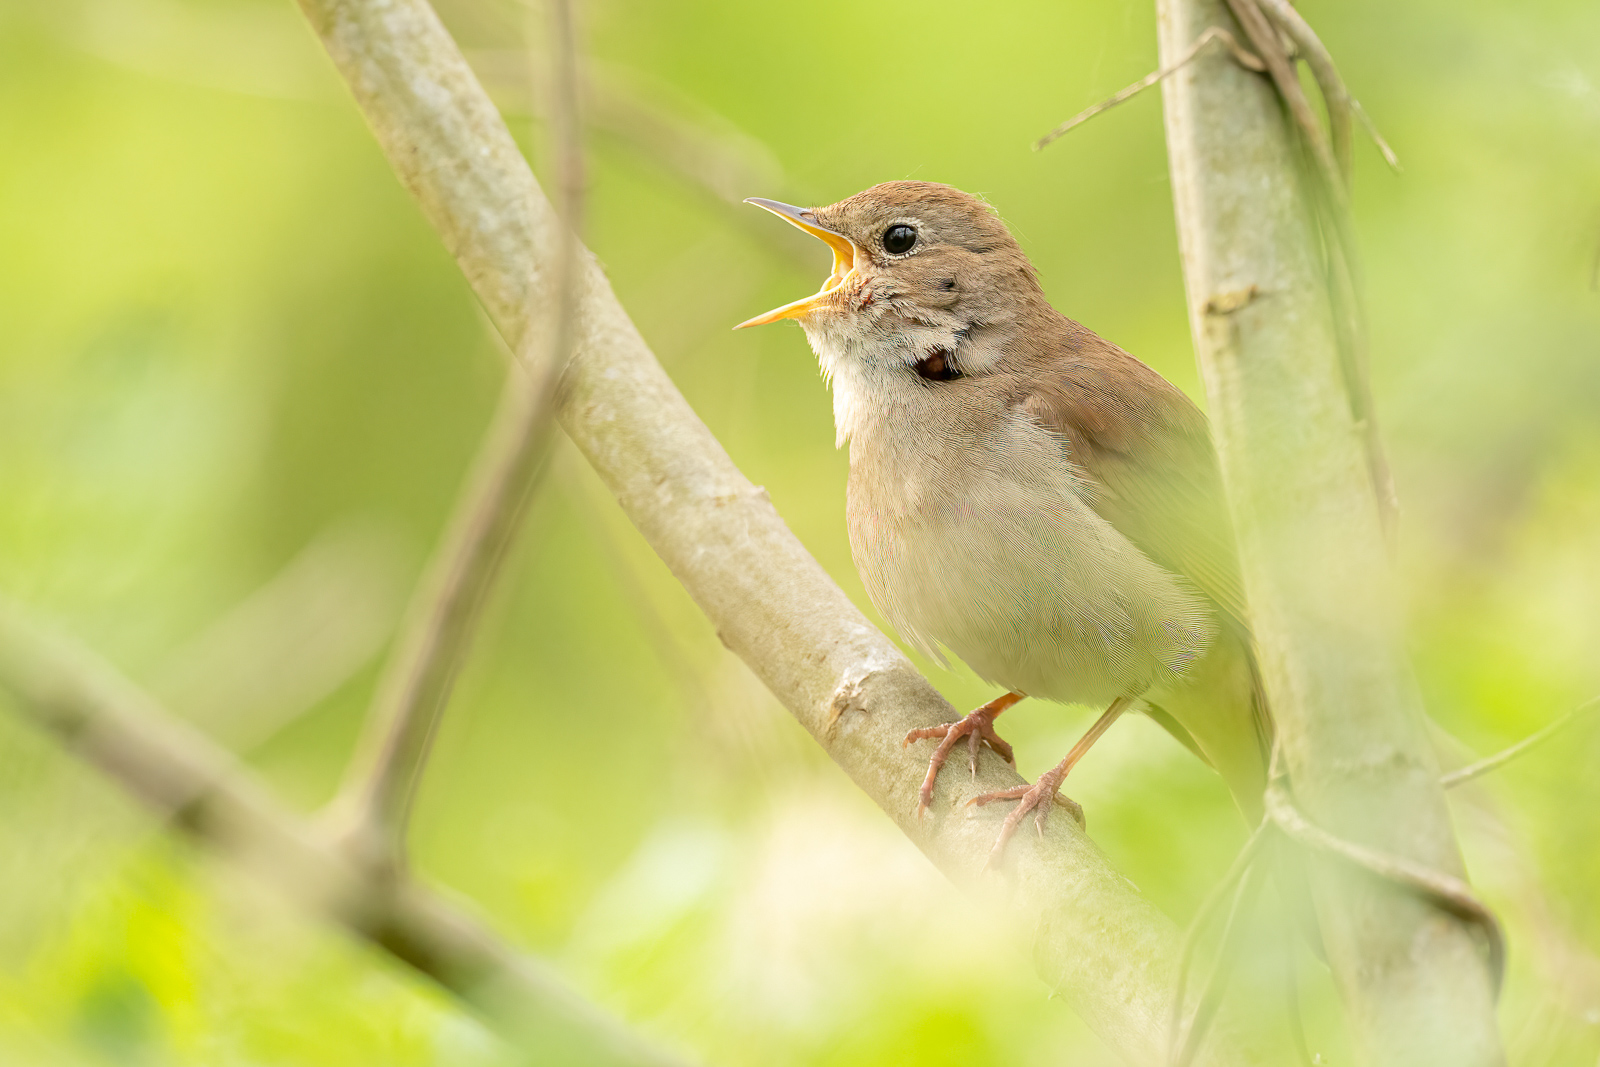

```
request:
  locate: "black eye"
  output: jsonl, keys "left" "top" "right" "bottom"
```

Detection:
{"left": 882, "top": 224, "right": 917, "bottom": 255}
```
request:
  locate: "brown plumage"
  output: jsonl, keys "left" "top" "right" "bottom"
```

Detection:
{"left": 739, "top": 181, "right": 1270, "bottom": 854}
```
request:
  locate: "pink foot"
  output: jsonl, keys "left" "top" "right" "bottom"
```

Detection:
{"left": 903, "top": 697, "right": 1020, "bottom": 818}
{"left": 969, "top": 766, "right": 1085, "bottom": 868}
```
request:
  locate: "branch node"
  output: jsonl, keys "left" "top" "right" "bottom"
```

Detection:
{"left": 826, "top": 671, "right": 878, "bottom": 732}
{"left": 1204, "top": 285, "right": 1261, "bottom": 316}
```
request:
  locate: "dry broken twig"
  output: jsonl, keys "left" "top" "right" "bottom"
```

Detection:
{"left": 1035, "top": 27, "right": 1264, "bottom": 150}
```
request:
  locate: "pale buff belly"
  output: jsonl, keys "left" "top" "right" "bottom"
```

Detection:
{"left": 846, "top": 418, "right": 1215, "bottom": 707}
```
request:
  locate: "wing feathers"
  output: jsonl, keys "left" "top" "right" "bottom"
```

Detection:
{"left": 1011, "top": 317, "right": 1252, "bottom": 635}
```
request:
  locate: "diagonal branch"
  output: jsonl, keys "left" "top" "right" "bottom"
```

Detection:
{"left": 292, "top": 0, "right": 1263, "bottom": 1062}
{"left": 0, "top": 597, "right": 692, "bottom": 1067}
{"left": 326, "top": 0, "right": 586, "bottom": 880}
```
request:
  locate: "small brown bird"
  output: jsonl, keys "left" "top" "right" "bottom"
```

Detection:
{"left": 737, "top": 181, "right": 1269, "bottom": 861}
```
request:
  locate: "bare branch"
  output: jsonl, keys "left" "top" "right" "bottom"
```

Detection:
{"left": 0, "top": 597, "right": 693, "bottom": 1067}
{"left": 327, "top": 0, "right": 586, "bottom": 877}
{"left": 1222, "top": 0, "right": 1342, "bottom": 200}
{"left": 1039, "top": 3, "right": 1399, "bottom": 545}
{"left": 1252, "top": 0, "right": 1353, "bottom": 185}
{"left": 1221, "top": 0, "right": 1399, "bottom": 541}
{"left": 327, "top": 365, "right": 560, "bottom": 873}
{"left": 292, "top": 0, "right": 1264, "bottom": 1061}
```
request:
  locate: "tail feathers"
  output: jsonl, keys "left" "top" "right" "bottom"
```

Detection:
{"left": 1147, "top": 628, "right": 1269, "bottom": 825}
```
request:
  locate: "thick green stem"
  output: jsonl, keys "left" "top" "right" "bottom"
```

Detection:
{"left": 1156, "top": 1, "right": 1504, "bottom": 1063}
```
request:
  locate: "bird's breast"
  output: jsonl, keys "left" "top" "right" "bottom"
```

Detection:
{"left": 845, "top": 407, "right": 1215, "bottom": 706}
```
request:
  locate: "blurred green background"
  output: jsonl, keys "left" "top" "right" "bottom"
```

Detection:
{"left": 1, "top": 0, "right": 1598, "bottom": 1063}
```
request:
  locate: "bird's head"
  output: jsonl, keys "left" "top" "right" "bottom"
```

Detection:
{"left": 735, "top": 181, "right": 1043, "bottom": 387}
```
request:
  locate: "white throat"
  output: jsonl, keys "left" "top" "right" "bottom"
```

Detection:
{"left": 799, "top": 313, "right": 1000, "bottom": 447}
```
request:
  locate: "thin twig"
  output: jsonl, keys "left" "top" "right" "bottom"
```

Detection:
{"left": 1320, "top": 210, "right": 1400, "bottom": 542}
{"left": 1352, "top": 99, "right": 1402, "bottom": 172}
{"left": 1173, "top": 861, "right": 1267, "bottom": 1067}
{"left": 1036, "top": 27, "right": 1263, "bottom": 151}
{"left": 327, "top": 0, "right": 586, "bottom": 877}
{"left": 1223, "top": 0, "right": 1342, "bottom": 204}
{"left": 1254, "top": 0, "right": 1352, "bottom": 185}
{"left": 1253, "top": 0, "right": 1403, "bottom": 533}
{"left": 1043, "top": 3, "right": 1401, "bottom": 538}
{"left": 1168, "top": 818, "right": 1272, "bottom": 1066}
{"left": 1225, "top": 0, "right": 1400, "bottom": 541}
{"left": 1169, "top": 818, "right": 1271, "bottom": 1060}
{"left": 0, "top": 598, "right": 691, "bottom": 1067}
{"left": 1254, "top": 0, "right": 1400, "bottom": 174}
{"left": 1441, "top": 695, "right": 1600, "bottom": 789}
{"left": 1161, "top": 0, "right": 1503, "bottom": 1054}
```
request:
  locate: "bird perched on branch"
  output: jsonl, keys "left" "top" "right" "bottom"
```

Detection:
{"left": 737, "top": 181, "right": 1270, "bottom": 862}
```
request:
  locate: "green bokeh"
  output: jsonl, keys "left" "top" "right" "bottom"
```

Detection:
{"left": 1, "top": 0, "right": 1597, "bottom": 1063}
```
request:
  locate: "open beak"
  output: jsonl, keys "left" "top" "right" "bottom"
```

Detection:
{"left": 734, "top": 198, "right": 860, "bottom": 329}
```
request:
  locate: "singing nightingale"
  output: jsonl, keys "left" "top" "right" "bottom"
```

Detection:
{"left": 736, "top": 181, "right": 1270, "bottom": 861}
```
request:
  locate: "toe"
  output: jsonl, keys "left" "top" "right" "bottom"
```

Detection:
{"left": 968, "top": 784, "right": 1031, "bottom": 807}
{"left": 1054, "top": 793, "right": 1086, "bottom": 829}
{"left": 903, "top": 723, "right": 951, "bottom": 746}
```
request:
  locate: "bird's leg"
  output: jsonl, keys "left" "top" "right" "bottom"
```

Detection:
{"left": 970, "top": 695, "right": 1135, "bottom": 866}
{"left": 903, "top": 691, "right": 1024, "bottom": 818}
